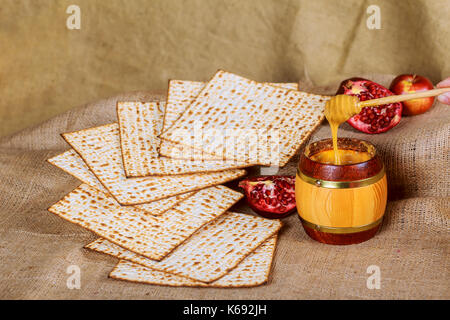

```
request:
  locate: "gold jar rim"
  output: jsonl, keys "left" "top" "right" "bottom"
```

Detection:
{"left": 297, "top": 166, "right": 385, "bottom": 189}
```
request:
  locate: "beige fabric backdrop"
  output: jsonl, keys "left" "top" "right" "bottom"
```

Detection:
{"left": 0, "top": 75, "right": 448, "bottom": 299}
{"left": 1, "top": 0, "right": 449, "bottom": 137}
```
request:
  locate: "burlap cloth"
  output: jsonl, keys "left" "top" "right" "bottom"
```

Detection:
{"left": 2, "top": 0, "right": 450, "bottom": 138}
{"left": 0, "top": 75, "right": 448, "bottom": 299}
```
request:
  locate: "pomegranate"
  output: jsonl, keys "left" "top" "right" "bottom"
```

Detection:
{"left": 337, "top": 78, "right": 402, "bottom": 134}
{"left": 238, "top": 176, "right": 296, "bottom": 219}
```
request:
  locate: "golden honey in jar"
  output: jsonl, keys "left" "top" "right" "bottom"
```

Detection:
{"left": 295, "top": 138, "right": 387, "bottom": 245}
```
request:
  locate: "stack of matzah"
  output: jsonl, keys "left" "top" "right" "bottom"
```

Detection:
{"left": 47, "top": 70, "right": 327, "bottom": 287}
{"left": 160, "top": 71, "right": 329, "bottom": 166}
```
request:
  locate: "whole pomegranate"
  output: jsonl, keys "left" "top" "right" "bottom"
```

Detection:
{"left": 389, "top": 74, "right": 435, "bottom": 116}
{"left": 337, "top": 78, "right": 402, "bottom": 134}
{"left": 238, "top": 176, "right": 296, "bottom": 219}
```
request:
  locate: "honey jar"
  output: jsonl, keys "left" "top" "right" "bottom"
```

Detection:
{"left": 295, "top": 138, "right": 387, "bottom": 245}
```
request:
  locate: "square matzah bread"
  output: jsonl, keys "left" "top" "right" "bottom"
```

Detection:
{"left": 47, "top": 150, "right": 194, "bottom": 215}
{"left": 160, "top": 70, "right": 328, "bottom": 167}
{"left": 159, "top": 80, "right": 299, "bottom": 160}
{"left": 85, "top": 212, "right": 282, "bottom": 283}
{"left": 117, "top": 101, "right": 162, "bottom": 168}
{"left": 116, "top": 101, "right": 251, "bottom": 177}
{"left": 62, "top": 123, "right": 246, "bottom": 205}
{"left": 107, "top": 235, "right": 277, "bottom": 288}
{"left": 49, "top": 183, "right": 242, "bottom": 260}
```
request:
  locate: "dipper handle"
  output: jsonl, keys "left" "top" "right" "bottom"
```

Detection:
{"left": 358, "top": 87, "right": 450, "bottom": 108}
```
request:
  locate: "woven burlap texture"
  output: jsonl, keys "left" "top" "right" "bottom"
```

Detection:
{"left": 0, "top": 76, "right": 448, "bottom": 299}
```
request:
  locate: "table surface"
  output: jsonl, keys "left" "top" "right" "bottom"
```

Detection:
{"left": 0, "top": 84, "right": 448, "bottom": 299}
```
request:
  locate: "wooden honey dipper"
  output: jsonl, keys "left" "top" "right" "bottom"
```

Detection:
{"left": 326, "top": 87, "right": 450, "bottom": 123}
{"left": 324, "top": 87, "right": 450, "bottom": 165}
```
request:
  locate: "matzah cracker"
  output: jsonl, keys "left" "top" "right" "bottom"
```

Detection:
{"left": 62, "top": 123, "right": 246, "bottom": 205}
{"left": 117, "top": 102, "right": 161, "bottom": 173}
{"left": 85, "top": 212, "right": 282, "bottom": 283}
{"left": 47, "top": 150, "right": 194, "bottom": 215}
{"left": 116, "top": 101, "right": 251, "bottom": 177}
{"left": 161, "top": 81, "right": 298, "bottom": 135}
{"left": 49, "top": 184, "right": 242, "bottom": 260}
{"left": 108, "top": 235, "right": 277, "bottom": 288}
{"left": 159, "top": 80, "right": 299, "bottom": 160}
{"left": 160, "top": 71, "right": 328, "bottom": 166}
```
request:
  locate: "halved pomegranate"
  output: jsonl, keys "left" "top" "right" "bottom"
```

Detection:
{"left": 337, "top": 78, "right": 402, "bottom": 134}
{"left": 238, "top": 175, "right": 296, "bottom": 219}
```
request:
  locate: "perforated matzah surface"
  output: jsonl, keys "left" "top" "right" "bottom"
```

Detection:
{"left": 159, "top": 80, "right": 300, "bottom": 160}
{"left": 49, "top": 184, "right": 242, "bottom": 260}
{"left": 160, "top": 71, "right": 328, "bottom": 166}
{"left": 116, "top": 101, "right": 251, "bottom": 177}
{"left": 47, "top": 150, "right": 194, "bottom": 215}
{"left": 85, "top": 212, "right": 282, "bottom": 283}
{"left": 108, "top": 235, "right": 277, "bottom": 287}
{"left": 117, "top": 102, "right": 161, "bottom": 176}
{"left": 61, "top": 123, "right": 246, "bottom": 205}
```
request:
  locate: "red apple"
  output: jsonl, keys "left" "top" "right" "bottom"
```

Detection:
{"left": 389, "top": 74, "right": 435, "bottom": 116}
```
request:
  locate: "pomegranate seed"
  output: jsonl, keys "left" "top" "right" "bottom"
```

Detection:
{"left": 340, "top": 79, "right": 402, "bottom": 134}
{"left": 239, "top": 176, "right": 297, "bottom": 219}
